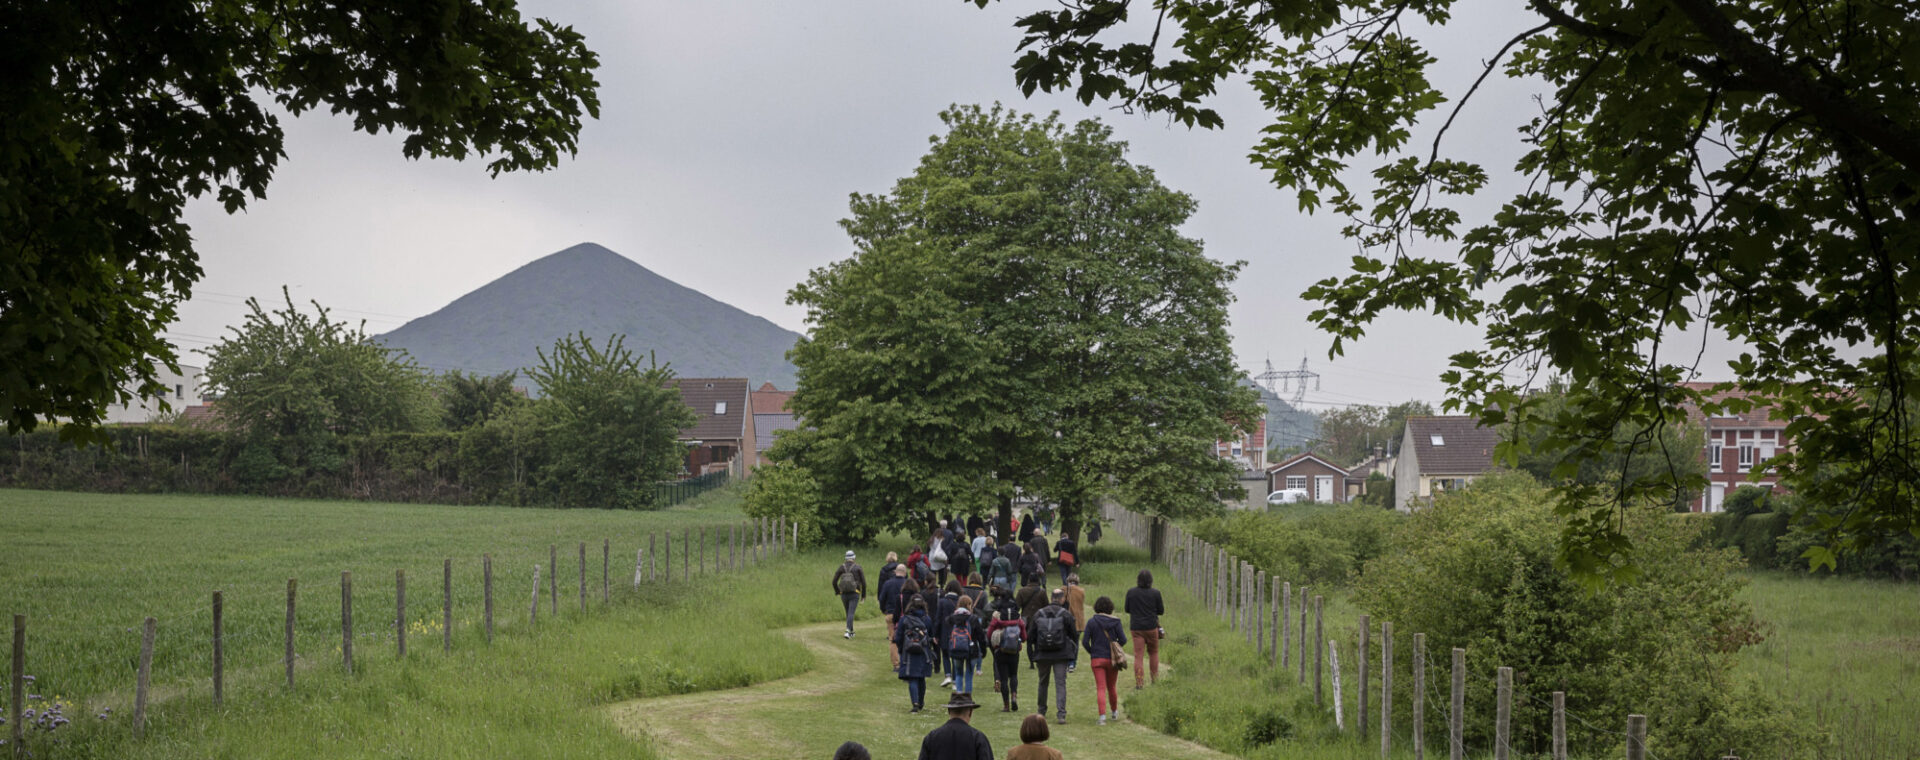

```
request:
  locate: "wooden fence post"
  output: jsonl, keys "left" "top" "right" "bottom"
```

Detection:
{"left": 285, "top": 579, "right": 297, "bottom": 690}
{"left": 1314, "top": 595, "right": 1325, "bottom": 705}
{"left": 529, "top": 564, "right": 540, "bottom": 624}
{"left": 1270, "top": 582, "right": 1280, "bottom": 667}
{"left": 634, "top": 548, "right": 644, "bottom": 588}
{"left": 602, "top": 539, "right": 610, "bottom": 604}
{"left": 649, "top": 533, "right": 657, "bottom": 582}
{"left": 1495, "top": 666, "right": 1512, "bottom": 760}
{"left": 1359, "top": 614, "right": 1370, "bottom": 733}
{"left": 1282, "top": 581, "right": 1292, "bottom": 668}
{"left": 1330, "top": 639, "right": 1345, "bottom": 730}
{"left": 1382, "top": 621, "right": 1393, "bottom": 758}
{"left": 212, "top": 591, "right": 224, "bottom": 706}
{"left": 483, "top": 554, "right": 494, "bottom": 643}
{"left": 133, "top": 616, "right": 156, "bottom": 738}
{"left": 396, "top": 569, "right": 407, "bottom": 658}
{"left": 1552, "top": 691, "right": 1567, "bottom": 760}
{"left": 12, "top": 615, "right": 24, "bottom": 756}
{"left": 1256, "top": 569, "right": 1267, "bottom": 652}
{"left": 1299, "top": 586, "right": 1310, "bottom": 685}
{"left": 1413, "top": 633, "right": 1426, "bottom": 760}
{"left": 1626, "top": 715, "right": 1647, "bottom": 760}
{"left": 341, "top": 571, "right": 354, "bottom": 674}
{"left": 1451, "top": 648, "right": 1465, "bottom": 760}
{"left": 443, "top": 559, "right": 453, "bottom": 652}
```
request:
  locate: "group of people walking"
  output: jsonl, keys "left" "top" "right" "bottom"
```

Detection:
{"left": 828, "top": 514, "right": 1166, "bottom": 758}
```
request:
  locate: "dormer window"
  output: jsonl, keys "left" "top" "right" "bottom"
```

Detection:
{"left": 714, "top": 401, "right": 727, "bottom": 415}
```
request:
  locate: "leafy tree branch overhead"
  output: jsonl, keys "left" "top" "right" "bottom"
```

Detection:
{"left": 0, "top": 0, "right": 601, "bottom": 444}
{"left": 964, "top": 0, "right": 1919, "bottom": 574}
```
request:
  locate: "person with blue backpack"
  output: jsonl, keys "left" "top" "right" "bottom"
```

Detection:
{"left": 893, "top": 596, "right": 936, "bottom": 713}
{"left": 941, "top": 594, "right": 987, "bottom": 696}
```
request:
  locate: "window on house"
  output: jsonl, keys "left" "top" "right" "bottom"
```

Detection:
{"left": 1709, "top": 442, "right": 1722, "bottom": 472}
{"left": 1430, "top": 434, "right": 1445, "bottom": 446}
{"left": 175, "top": 384, "right": 184, "bottom": 400}
{"left": 1738, "top": 444, "right": 1754, "bottom": 471}
{"left": 1286, "top": 475, "right": 1307, "bottom": 490}
{"left": 1231, "top": 443, "right": 1243, "bottom": 456}
{"left": 714, "top": 401, "right": 727, "bottom": 415}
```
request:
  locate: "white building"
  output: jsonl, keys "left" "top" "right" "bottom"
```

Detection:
{"left": 102, "top": 362, "right": 204, "bottom": 424}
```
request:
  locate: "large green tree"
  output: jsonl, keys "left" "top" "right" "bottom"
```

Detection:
{"left": 201, "top": 289, "right": 437, "bottom": 467}
{"left": 964, "top": 0, "right": 1920, "bottom": 572}
{"left": 2, "top": 1, "right": 599, "bottom": 444}
{"left": 525, "top": 333, "right": 693, "bottom": 510}
{"left": 781, "top": 105, "right": 1258, "bottom": 543}
{"left": 1312, "top": 400, "right": 1433, "bottom": 466}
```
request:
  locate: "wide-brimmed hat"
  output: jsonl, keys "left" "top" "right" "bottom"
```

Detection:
{"left": 943, "top": 692, "right": 981, "bottom": 711}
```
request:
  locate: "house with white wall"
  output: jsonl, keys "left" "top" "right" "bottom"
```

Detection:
{"left": 103, "top": 362, "right": 204, "bottom": 424}
{"left": 1394, "top": 416, "right": 1500, "bottom": 511}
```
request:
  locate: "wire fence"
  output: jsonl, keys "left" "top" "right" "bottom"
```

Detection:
{"left": 3, "top": 516, "right": 804, "bottom": 754}
{"left": 1106, "top": 502, "right": 1676, "bottom": 760}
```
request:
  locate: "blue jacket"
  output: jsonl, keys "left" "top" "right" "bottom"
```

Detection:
{"left": 893, "top": 610, "right": 935, "bottom": 679}
{"left": 1082, "top": 613, "right": 1127, "bottom": 660}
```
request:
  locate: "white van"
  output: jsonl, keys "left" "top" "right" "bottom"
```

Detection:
{"left": 1266, "top": 488, "right": 1310, "bottom": 506}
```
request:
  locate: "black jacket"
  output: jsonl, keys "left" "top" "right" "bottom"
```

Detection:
{"left": 878, "top": 576, "right": 906, "bottom": 615}
{"left": 918, "top": 717, "right": 993, "bottom": 760}
{"left": 1124, "top": 587, "right": 1165, "bottom": 632}
{"left": 1053, "top": 537, "right": 1078, "bottom": 566}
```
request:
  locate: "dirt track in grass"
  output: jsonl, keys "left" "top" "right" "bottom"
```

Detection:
{"left": 607, "top": 621, "right": 1228, "bottom": 760}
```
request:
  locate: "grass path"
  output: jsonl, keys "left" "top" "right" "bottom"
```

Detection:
{"left": 608, "top": 620, "right": 1230, "bottom": 760}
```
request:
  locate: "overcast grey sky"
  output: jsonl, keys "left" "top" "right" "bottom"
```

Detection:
{"left": 169, "top": 0, "right": 1740, "bottom": 411}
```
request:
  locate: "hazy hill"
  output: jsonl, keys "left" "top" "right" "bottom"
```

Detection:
{"left": 377, "top": 243, "right": 801, "bottom": 389}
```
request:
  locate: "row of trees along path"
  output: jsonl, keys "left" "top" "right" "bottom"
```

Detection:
{"left": 1104, "top": 505, "right": 1748, "bottom": 760}
{"left": 4, "top": 518, "right": 803, "bottom": 756}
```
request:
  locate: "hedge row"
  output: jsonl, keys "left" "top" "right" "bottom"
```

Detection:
{"left": 0, "top": 426, "right": 719, "bottom": 508}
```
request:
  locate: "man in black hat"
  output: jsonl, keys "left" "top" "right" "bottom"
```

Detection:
{"left": 917, "top": 692, "right": 992, "bottom": 760}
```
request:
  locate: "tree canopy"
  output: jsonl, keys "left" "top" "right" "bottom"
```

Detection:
{"left": 779, "top": 105, "right": 1258, "bottom": 543}
{"left": 2, "top": 1, "right": 599, "bottom": 444}
{"left": 525, "top": 333, "right": 694, "bottom": 510}
{"left": 964, "top": 0, "right": 1920, "bottom": 573}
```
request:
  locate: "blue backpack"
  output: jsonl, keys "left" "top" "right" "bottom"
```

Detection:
{"left": 947, "top": 617, "right": 975, "bottom": 657}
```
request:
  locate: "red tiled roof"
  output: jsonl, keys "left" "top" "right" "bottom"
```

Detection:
{"left": 751, "top": 383, "right": 794, "bottom": 414}
{"left": 1677, "top": 382, "right": 1791, "bottom": 429}
{"left": 1406, "top": 416, "right": 1499, "bottom": 475}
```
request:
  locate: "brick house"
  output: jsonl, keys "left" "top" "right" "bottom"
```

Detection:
{"left": 1679, "top": 382, "right": 1790, "bottom": 512}
{"left": 670, "top": 378, "right": 755, "bottom": 478}
{"left": 1215, "top": 414, "right": 1269, "bottom": 473}
{"left": 1394, "top": 416, "right": 1500, "bottom": 511}
{"left": 749, "top": 382, "right": 799, "bottom": 468}
{"left": 1265, "top": 453, "right": 1360, "bottom": 503}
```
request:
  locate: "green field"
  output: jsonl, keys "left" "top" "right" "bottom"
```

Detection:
{"left": 1, "top": 490, "right": 1913, "bottom": 760}
{"left": 0, "top": 488, "right": 755, "bottom": 706}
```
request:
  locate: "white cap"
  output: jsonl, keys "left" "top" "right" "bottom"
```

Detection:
{"left": 845, "top": 550, "right": 856, "bottom": 560}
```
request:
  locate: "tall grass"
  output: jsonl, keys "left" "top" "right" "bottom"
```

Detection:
{"left": 0, "top": 487, "right": 748, "bottom": 710}
{"left": 1738, "top": 571, "right": 1920, "bottom": 760}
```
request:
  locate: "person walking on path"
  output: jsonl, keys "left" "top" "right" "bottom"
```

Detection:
{"left": 929, "top": 530, "right": 952, "bottom": 588}
{"left": 832, "top": 551, "right": 867, "bottom": 639}
{"left": 1087, "top": 520, "right": 1102, "bottom": 546}
{"left": 989, "top": 546, "right": 1017, "bottom": 592}
{"left": 1052, "top": 532, "right": 1079, "bottom": 587}
{"left": 880, "top": 566, "right": 909, "bottom": 646}
{"left": 1082, "top": 595, "right": 1128, "bottom": 724}
{"left": 1005, "top": 714, "right": 1065, "bottom": 760}
{"left": 1062, "top": 574, "right": 1087, "bottom": 673}
{"left": 917, "top": 692, "right": 993, "bottom": 760}
{"left": 942, "top": 595, "right": 987, "bottom": 695}
{"left": 971, "top": 528, "right": 990, "bottom": 560}
{"left": 892, "top": 577, "right": 922, "bottom": 668}
{"left": 1027, "top": 532, "right": 1050, "bottom": 581}
{"left": 1018, "top": 512, "right": 1036, "bottom": 544}
{"left": 1123, "top": 568, "right": 1165, "bottom": 689}
{"left": 1014, "top": 574, "right": 1048, "bottom": 632}
{"left": 986, "top": 598, "right": 1025, "bottom": 713}
{"left": 894, "top": 597, "right": 937, "bottom": 712}
{"left": 936, "top": 581, "right": 962, "bottom": 686}
{"left": 1029, "top": 588, "right": 1079, "bottom": 723}
{"left": 880, "top": 551, "right": 901, "bottom": 583}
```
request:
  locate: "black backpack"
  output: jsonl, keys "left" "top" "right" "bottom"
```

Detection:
{"left": 903, "top": 618, "right": 930, "bottom": 655}
{"left": 1033, "top": 608, "right": 1069, "bottom": 652}
{"left": 836, "top": 563, "right": 859, "bottom": 594}
{"left": 1019, "top": 552, "right": 1043, "bottom": 579}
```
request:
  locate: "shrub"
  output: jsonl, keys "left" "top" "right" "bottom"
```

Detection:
{"left": 1352, "top": 471, "right": 1803, "bottom": 759}
{"left": 742, "top": 461, "right": 826, "bottom": 547}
